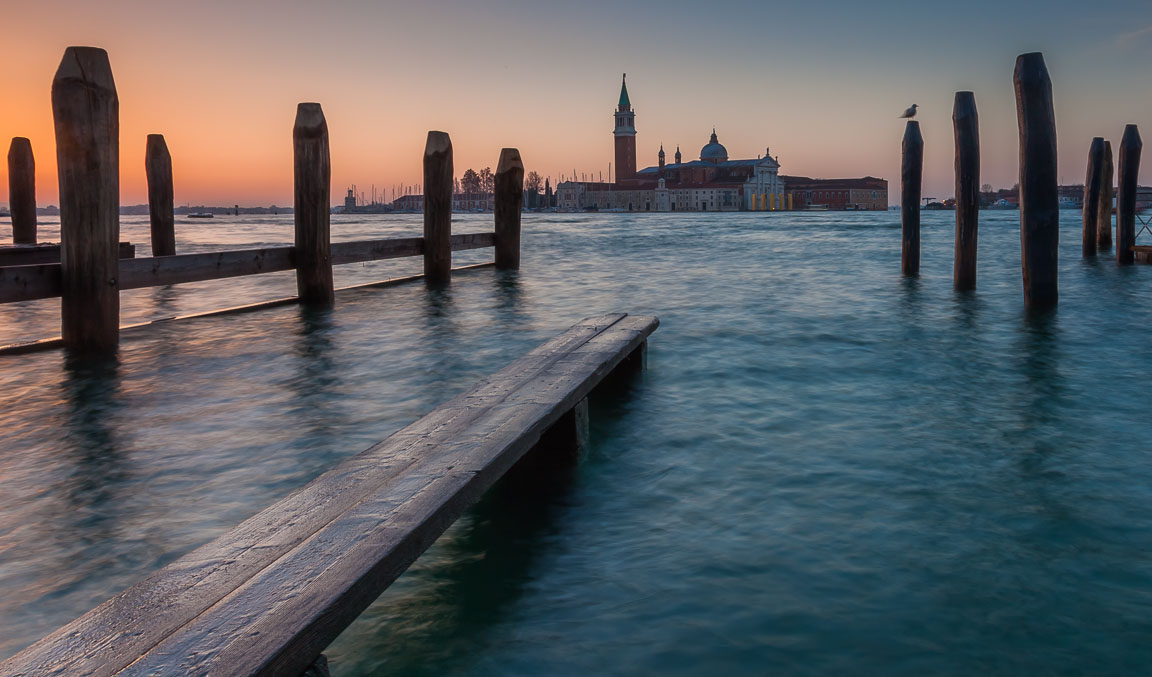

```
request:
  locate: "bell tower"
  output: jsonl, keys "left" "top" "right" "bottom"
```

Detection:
{"left": 613, "top": 74, "right": 637, "bottom": 183}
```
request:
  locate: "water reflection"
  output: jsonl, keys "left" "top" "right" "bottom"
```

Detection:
{"left": 59, "top": 354, "right": 129, "bottom": 535}
{"left": 288, "top": 307, "right": 344, "bottom": 462}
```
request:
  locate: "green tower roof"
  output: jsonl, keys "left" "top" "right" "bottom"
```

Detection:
{"left": 619, "top": 74, "right": 630, "bottom": 108}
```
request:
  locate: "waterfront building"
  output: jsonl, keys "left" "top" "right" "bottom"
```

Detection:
{"left": 557, "top": 75, "right": 886, "bottom": 212}
{"left": 782, "top": 176, "right": 889, "bottom": 211}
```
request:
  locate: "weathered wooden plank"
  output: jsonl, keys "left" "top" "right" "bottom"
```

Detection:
{"left": 953, "top": 92, "right": 979, "bottom": 290}
{"left": 145, "top": 134, "right": 175, "bottom": 257}
{"left": 424, "top": 131, "right": 453, "bottom": 283}
{"left": 495, "top": 148, "right": 524, "bottom": 270}
{"left": 118, "top": 247, "right": 296, "bottom": 289}
{"left": 0, "top": 242, "right": 134, "bottom": 267}
{"left": 1116, "top": 124, "right": 1142, "bottom": 266}
{"left": 53, "top": 46, "right": 120, "bottom": 352}
{"left": 7, "top": 137, "right": 37, "bottom": 245}
{"left": 0, "top": 263, "right": 62, "bottom": 303}
{"left": 121, "top": 315, "right": 658, "bottom": 676}
{"left": 451, "top": 231, "right": 496, "bottom": 251}
{"left": 1, "top": 314, "right": 639, "bottom": 676}
{"left": 1014, "top": 52, "right": 1059, "bottom": 309}
{"left": 901, "top": 121, "right": 922, "bottom": 276}
{"left": 294, "top": 103, "right": 334, "bottom": 305}
{"left": 330, "top": 237, "right": 423, "bottom": 265}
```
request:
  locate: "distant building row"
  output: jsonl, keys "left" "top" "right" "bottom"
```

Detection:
{"left": 555, "top": 75, "right": 887, "bottom": 212}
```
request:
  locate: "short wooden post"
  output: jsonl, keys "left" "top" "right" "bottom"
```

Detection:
{"left": 423, "top": 131, "right": 453, "bottom": 283}
{"left": 1082, "top": 137, "right": 1105, "bottom": 258}
{"left": 901, "top": 120, "right": 922, "bottom": 276}
{"left": 293, "top": 103, "right": 334, "bottom": 305}
{"left": 1097, "top": 140, "right": 1114, "bottom": 250}
{"left": 145, "top": 134, "right": 175, "bottom": 256}
{"left": 7, "top": 137, "right": 37, "bottom": 245}
{"left": 1013, "top": 52, "right": 1059, "bottom": 309}
{"left": 494, "top": 147, "right": 524, "bottom": 270}
{"left": 953, "top": 92, "right": 979, "bottom": 290}
{"left": 53, "top": 47, "right": 120, "bottom": 353}
{"left": 1116, "top": 124, "right": 1142, "bottom": 265}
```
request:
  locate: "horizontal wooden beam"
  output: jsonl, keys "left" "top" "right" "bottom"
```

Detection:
{"left": 119, "top": 247, "right": 296, "bottom": 290}
{"left": 0, "top": 242, "right": 135, "bottom": 267}
{"left": 0, "top": 233, "right": 496, "bottom": 304}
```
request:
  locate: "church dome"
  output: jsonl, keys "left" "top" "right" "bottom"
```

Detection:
{"left": 700, "top": 129, "right": 728, "bottom": 163}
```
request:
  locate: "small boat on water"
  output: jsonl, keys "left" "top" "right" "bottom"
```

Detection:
{"left": 187, "top": 212, "right": 214, "bottom": 219}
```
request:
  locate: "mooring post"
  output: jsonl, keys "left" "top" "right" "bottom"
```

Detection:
{"left": 901, "top": 121, "right": 923, "bottom": 276}
{"left": 1013, "top": 52, "right": 1059, "bottom": 309}
{"left": 953, "top": 92, "right": 979, "bottom": 290}
{"left": 1082, "top": 138, "right": 1105, "bottom": 258}
{"left": 1098, "top": 140, "right": 1114, "bottom": 250}
{"left": 53, "top": 47, "right": 120, "bottom": 353}
{"left": 145, "top": 134, "right": 175, "bottom": 256}
{"left": 1116, "top": 125, "right": 1142, "bottom": 265}
{"left": 423, "top": 131, "right": 453, "bottom": 284}
{"left": 7, "top": 137, "right": 37, "bottom": 245}
{"left": 293, "top": 103, "right": 334, "bottom": 305}
{"left": 494, "top": 147, "right": 524, "bottom": 270}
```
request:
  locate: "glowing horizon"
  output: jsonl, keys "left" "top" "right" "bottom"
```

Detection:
{"left": 2, "top": 0, "right": 1151, "bottom": 207}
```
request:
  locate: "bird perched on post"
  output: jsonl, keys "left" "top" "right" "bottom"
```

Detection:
{"left": 900, "top": 104, "right": 919, "bottom": 119}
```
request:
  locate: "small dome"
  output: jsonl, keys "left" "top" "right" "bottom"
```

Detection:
{"left": 700, "top": 129, "right": 728, "bottom": 163}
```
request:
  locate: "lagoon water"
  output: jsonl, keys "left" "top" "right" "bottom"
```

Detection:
{"left": 1, "top": 211, "right": 1151, "bottom": 675}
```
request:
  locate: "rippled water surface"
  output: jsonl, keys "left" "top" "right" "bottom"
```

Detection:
{"left": 2, "top": 211, "right": 1151, "bottom": 675}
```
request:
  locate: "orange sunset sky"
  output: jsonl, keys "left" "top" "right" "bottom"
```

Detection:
{"left": 2, "top": 0, "right": 1151, "bottom": 207}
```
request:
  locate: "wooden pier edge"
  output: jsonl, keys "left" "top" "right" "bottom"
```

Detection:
{"left": 0, "top": 313, "right": 659, "bottom": 676}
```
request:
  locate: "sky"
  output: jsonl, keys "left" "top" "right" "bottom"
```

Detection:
{"left": 1, "top": 0, "right": 1151, "bottom": 206}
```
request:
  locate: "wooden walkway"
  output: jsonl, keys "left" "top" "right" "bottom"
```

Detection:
{"left": 1, "top": 313, "right": 658, "bottom": 676}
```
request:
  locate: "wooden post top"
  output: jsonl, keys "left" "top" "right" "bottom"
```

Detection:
{"left": 497, "top": 148, "right": 523, "bottom": 174}
{"left": 425, "top": 130, "right": 451, "bottom": 155}
{"left": 1121, "top": 124, "right": 1142, "bottom": 150}
{"left": 53, "top": 46, "right": 117, "bottom": 93}
{"left": 953, "top": 91, "right": 977, "bottom": 121}
{"left": 8, "top": 137, "right": 32, "bottom": 155}
{"left": 294, "top": 103, "right": 327, "bottom": 138}
{"left": 146, "top": 133, "right": 168, "bottom": 150}
{"left": 903, "top": 120, "right": 922, "bottom": 146}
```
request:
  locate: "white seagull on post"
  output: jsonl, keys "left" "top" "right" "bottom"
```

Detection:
{"left": 899, "top": 104, "right": 919, "bottom": 119}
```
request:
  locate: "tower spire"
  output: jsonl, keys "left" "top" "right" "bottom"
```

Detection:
{"left": 618, "top": 73, "right": 631, "bottom": 109}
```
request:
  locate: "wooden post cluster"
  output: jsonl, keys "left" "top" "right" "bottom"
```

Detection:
{"left": 1116, "top": 125, "right": 1142, "bottom": 265}
{"left": 901, "top": 121, "right": 922, "bottom": 276}
{"left": 7, "top": 137, "right": 37, "bottom": 245}
{"left": 1013, "top": 52, "right": 1059, "bottom": 309}
{"left": 1098, "top": 141, "right": 1114, "bottom": 250}
{"left": 494, "top": 147, "right": 524, "bottom": 270}
{"left": 953, "top": 92, "right": 979, "bottom": 290}
{"left": 145, "top": 134, "right": 176, "bottom": 256}
{"left": 1082, "top": 138, "right": 1105, "bottom": 258}
{"left": 293, "top": 103, "right": 334, "bottom": 305}
{"left": 423, "top": 131, "right": 453, "bottom": 284}
{"left": 52, "top": 46, "right": 120, "bottom": 353}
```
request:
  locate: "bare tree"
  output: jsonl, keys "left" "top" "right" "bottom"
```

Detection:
{"left": 460, "top": 168, "right": 481, "bottom": 196}
{"left": 479, "top": 167, "right": 493, "bottom": 194}
{"left": 524, "top": 171, "right": 543, "bottom": 209}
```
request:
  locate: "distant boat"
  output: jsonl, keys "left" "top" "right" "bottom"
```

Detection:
{"left": 804, "top": 204, "right": 830, "bottom": 211}
{"left": 187, "top": 212, "right": 213, "bottom": 219}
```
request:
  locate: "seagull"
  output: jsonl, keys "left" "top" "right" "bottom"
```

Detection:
{"left": 899, "top": 104, "right": 919, "bottom": 119}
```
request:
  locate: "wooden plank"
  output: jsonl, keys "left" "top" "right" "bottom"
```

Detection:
{"left": 1014, "top": 52, "right": 1060, "bottom": 309}
{"left": 145, "top": 134, "right": 176, "bottom": 256}
{"left": 1133, "top": 245, "right": 1152, "bottom": 264}
{"left": 0, "top": 263, "right": 62, "bottom": 303}
{"left": 330, "top": 237, "right": 423, "bottom": 265}
{"left": 118, "top": 247, "right": 295, "bottom": 289}
{"left": 120, "top": 315, "right": 658, "bottom": 676}
{"left": 53, "top": 46, "right": 121, "bottom": 352}
{"left": 294, "top": 103, "right": 334, "bottom": 305}
{"left": 0, "top": 242, "right": 134, "bottom": 267}
{"left": 1, "top": 314, "right": 644, "bottom": 676}
{"left": 451, "top": 231, "right": 495, "bottom": 251}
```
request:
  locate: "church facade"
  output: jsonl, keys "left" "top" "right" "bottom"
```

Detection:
{"left": 557, "top": 76, "right": 786, "bottom": 212}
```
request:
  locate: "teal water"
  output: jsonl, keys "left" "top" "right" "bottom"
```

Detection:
{"left": 1, "top": 211, "right": 1151, "bottom": 675}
